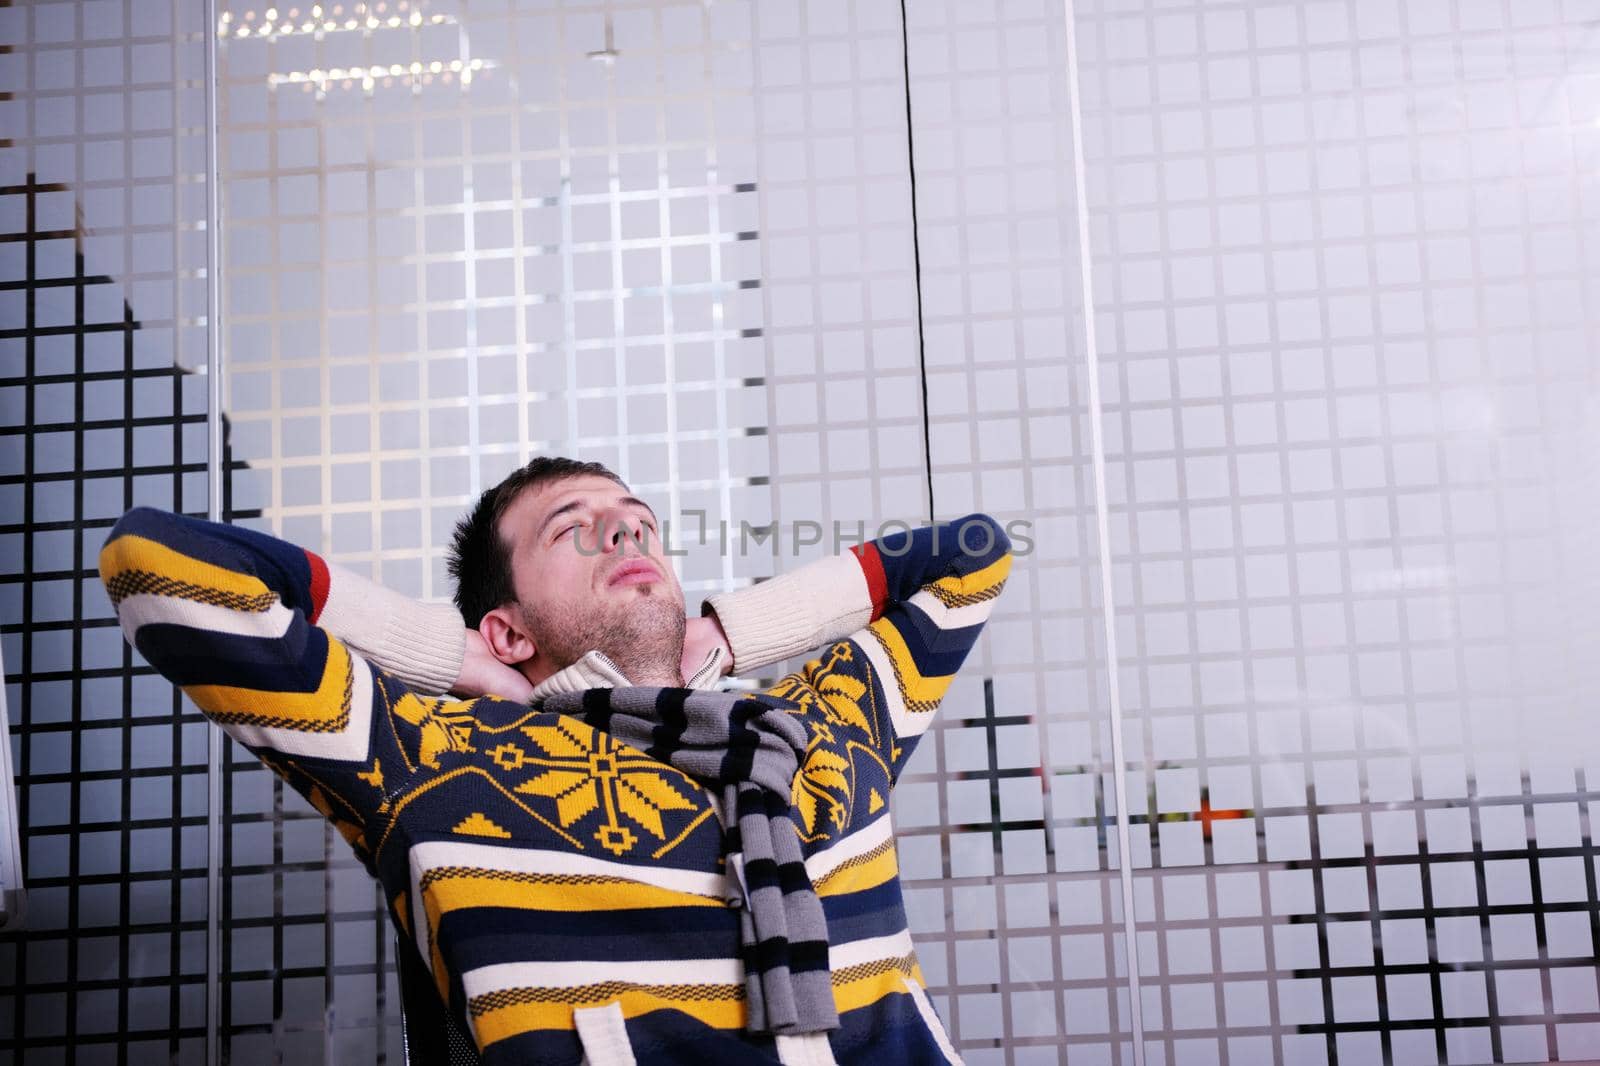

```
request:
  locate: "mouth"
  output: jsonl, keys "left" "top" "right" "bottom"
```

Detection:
{"left": 606, "top": 559, "right": 661, "bottom": 588}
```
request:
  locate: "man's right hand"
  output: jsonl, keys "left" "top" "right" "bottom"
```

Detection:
{"left": 452, "top": 630, "right": 535, "bottom": 703}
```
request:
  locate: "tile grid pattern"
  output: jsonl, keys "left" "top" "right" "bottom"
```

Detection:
{"left": 1079, "top": 0, "right": 1600, "bottom": 1063}
{"left": 711, "top": 2, "right": 1121, "bottom": 1058}
{"left": 218, "top": 3, "right": 404, "bottom": 1057}
{"left": 0, "top": 0, "right": 213, "bottom": 1061}
{"left": 896, "top": 0, "right": 1135, "bottom": 1062}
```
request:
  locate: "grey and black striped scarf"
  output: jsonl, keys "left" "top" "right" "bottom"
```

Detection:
{"left": 537, "top": 686, "right": 838, "bottom": 1036}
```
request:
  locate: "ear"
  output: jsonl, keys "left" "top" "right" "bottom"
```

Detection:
{"left": 479, "top": 605, "right": 537, "bottom": 667}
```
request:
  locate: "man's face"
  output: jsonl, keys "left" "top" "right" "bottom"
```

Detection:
{"left": 496, "top": 474, "right": 686, "bottom": 679}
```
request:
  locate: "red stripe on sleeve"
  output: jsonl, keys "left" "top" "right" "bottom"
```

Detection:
{"left": 305, "top": 549, "right": 331, "bottom": 623}
{"left": 850, "top": 542, "right": 889, "bottom": 622}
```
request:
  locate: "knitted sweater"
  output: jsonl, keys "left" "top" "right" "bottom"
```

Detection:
{"left": 99, "top": 508, "right": 1012, "bottom": 1065}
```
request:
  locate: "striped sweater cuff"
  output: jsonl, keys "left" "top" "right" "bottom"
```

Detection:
{"left": 703, "top": 552, "right": 874, "bottom": 676}
{"left": 316, "top": 561, "right": 467, "bottom": 696}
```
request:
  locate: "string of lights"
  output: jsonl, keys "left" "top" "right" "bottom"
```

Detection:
{"left": 218, "top": 2, "right": 452, "bottom": 41}
{"left": 265, "top": 56, "right": 490, "bottom": 92}
{"left": 221, "top": 2, "right": 485, "bottom": 95}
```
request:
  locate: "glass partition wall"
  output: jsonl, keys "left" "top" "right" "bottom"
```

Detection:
{"left": 1, "top": 0, "right": 215, "bottom": 1061}
{"left": 4, "top": 1, "right": 1600, "bottom": 1064}
{"left": 1079, "top": 2, "right": 1600, "bottom": 1063}
{"left": 901, "top": 4, "right": 1135, "bottom": 1060}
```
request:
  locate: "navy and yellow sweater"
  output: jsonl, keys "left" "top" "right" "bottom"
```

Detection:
{"left": 100, "top": 508, "right": 1011, "bottom": 1064}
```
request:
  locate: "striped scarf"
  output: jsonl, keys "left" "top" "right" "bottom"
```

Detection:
{"left": 536, "top": 686, "right": 838, "bottom": 1036}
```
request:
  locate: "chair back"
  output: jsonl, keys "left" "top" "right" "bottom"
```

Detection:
{"left": 396, "top": 936, "right": 483, "bottom": 1065}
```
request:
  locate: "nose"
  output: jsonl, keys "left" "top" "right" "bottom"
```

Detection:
{"left": 600, "top": 509, "right": 648, "bottom": 554}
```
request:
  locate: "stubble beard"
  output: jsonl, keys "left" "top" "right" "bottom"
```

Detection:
{"left": 521, "top": 589, "right": 686, "bottom": 687}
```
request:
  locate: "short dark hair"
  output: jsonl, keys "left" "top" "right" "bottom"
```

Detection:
{"left": 448, "top": 456, "right": 627, "bottom": 628}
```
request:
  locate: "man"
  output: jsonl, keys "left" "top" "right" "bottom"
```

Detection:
{"left": 100, "top": 456, "right": 1011, "bottom": 1064}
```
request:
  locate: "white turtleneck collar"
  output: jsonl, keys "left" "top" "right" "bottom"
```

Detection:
{"left": 527, "top": 645, "right": 727, "bottom": 702}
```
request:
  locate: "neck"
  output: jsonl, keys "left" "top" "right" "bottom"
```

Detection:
{"left": 625, "top": 664, "right": 686, "bottom": 687}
